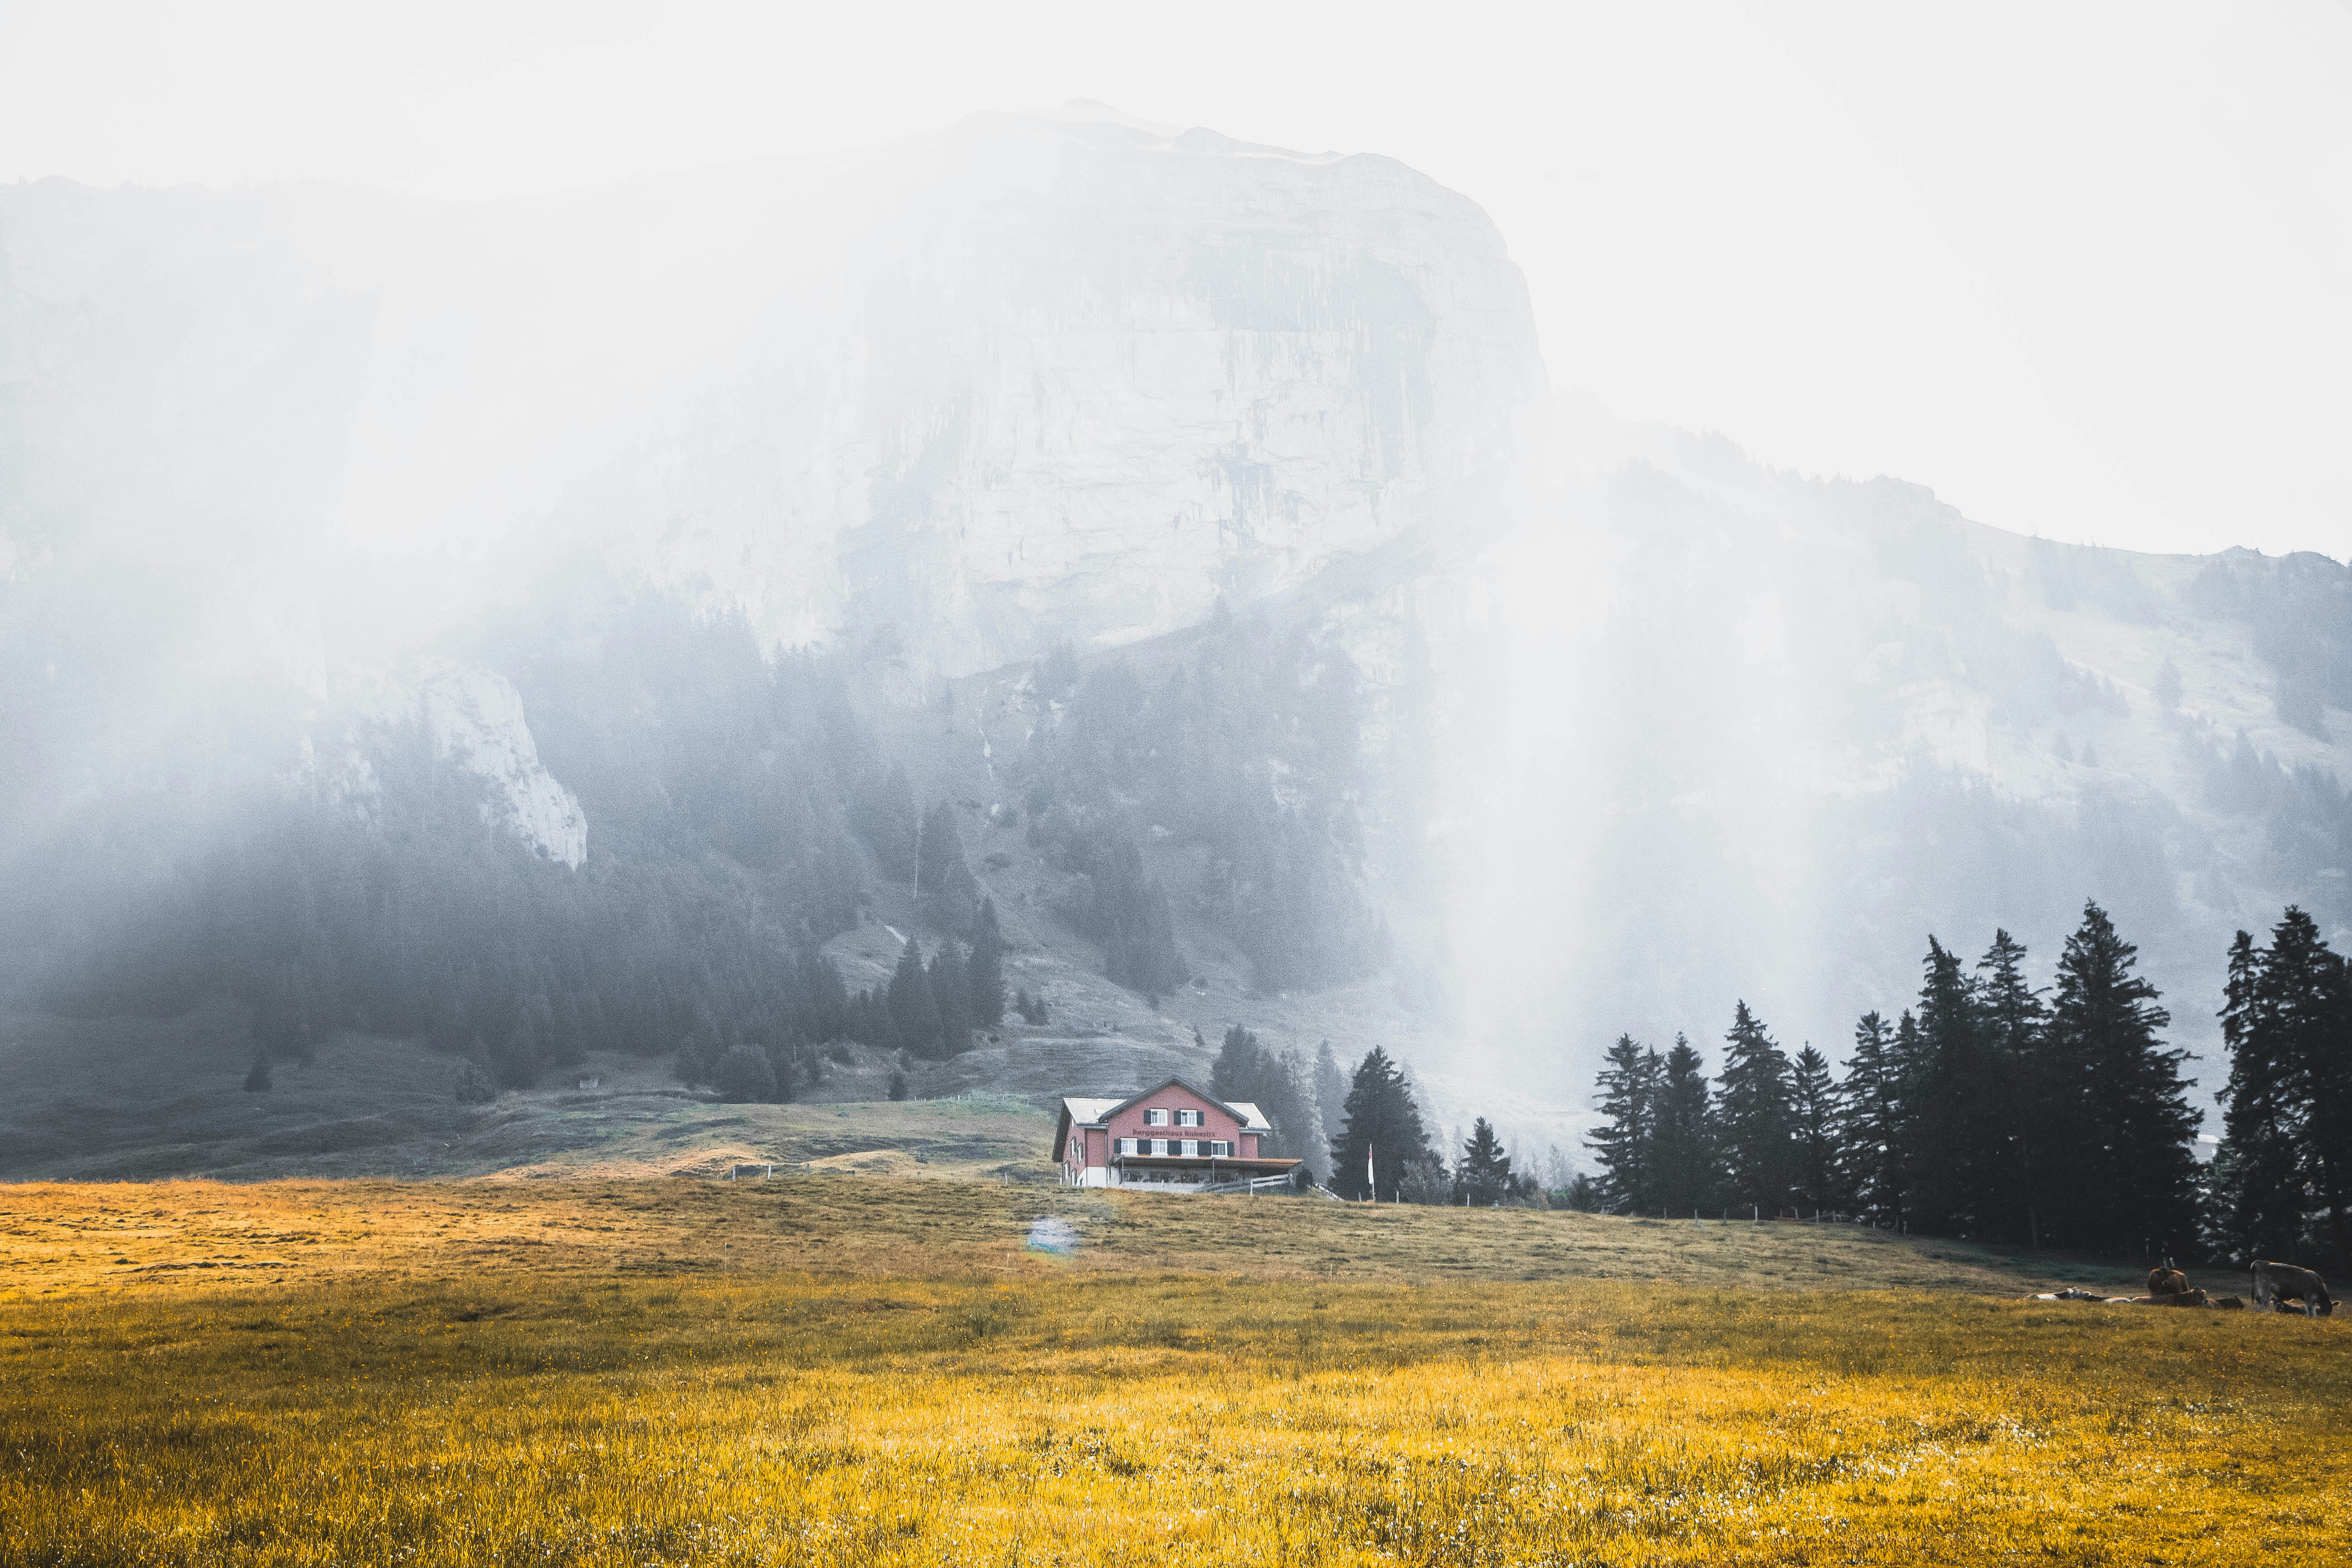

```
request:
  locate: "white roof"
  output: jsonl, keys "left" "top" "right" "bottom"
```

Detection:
{"left": 1059, "top": 1092, "right": 1272, "bottom": 1132}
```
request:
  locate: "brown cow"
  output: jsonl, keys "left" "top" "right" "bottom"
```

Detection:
{"left": 2135, "top": 1267, "right": 2209, "bottom": 1306}
{"left": 2251, "top": 1260, "right": 2335, "bottom": 1317}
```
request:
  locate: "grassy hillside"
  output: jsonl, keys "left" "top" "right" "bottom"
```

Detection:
{"left": 0, "top": 1008, "right": 1050, "bottom": 1184}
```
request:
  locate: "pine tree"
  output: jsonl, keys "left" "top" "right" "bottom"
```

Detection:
{"left": 492, "top": 1014, "right": 541, "bottom": 1089}
{"left": 966, "top": 899, "right": 1006, "bottom": 1027}
{"left": 1909, "top": 938, "right": 1990, "bottom": 1236}
{"left": 2046, "top": 901, "right": 2201, "bottom": 1257}
{"left": 2263, "top": 909, "right": 2352, "bottom": 1268}
{"left": 1834, "top": 1011, "right": 1908, "bottom": 1226}
{"left": 714, "top": 1045, "right": 777, "bottom": 1103}
{"left": 1328, "top": 1045, "right": 1434, "bottom": 1201}
{"left": 1651, "top": 1034, "right": 1719, "bottom": 1216}
{"left": 887, "top": 937, "right": 944, "bottom": 1058}
{"left": 1789, "top": 1043, "right": 1838, "bottom": 1213}
{"left": 928, "top": 941, "right": 972, "bottom": 1055}
{"left": 2311, "top": 954, "right": 2352, "bottom": 1271}
{"left": 2219, "top": 912, "right": 2329, "bottom": 1264}
{"left": 1456, "top": 1118, "right": 1513, "bottom": 1206}
{"left": 1210, "top": 1024, "right": 1261, "bottom": 1103}
{"left": 1587, "top": 1034, "right": 1661, "bottom": 1214}
{"left": 1715, "top": 1001, "right": 1797, "bottom": 1215}
{"left": 763, "top": 1042, "right": 798, "bottom": 1103}
{"left": 1098, "top": 845, "right": 1186, "bottom": 994}
{"left": 1210, "top": 1024, "right": 1319, "bottom": 1170}
{"left": 916, "top": 800, "right": 982, "bottom": 932}
{"left": 1975, "top": 930, "right": 2045, "bottom": 1244}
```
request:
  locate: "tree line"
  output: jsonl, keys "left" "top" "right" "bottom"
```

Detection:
{"left": 1582, "top": 897, "right": 2352, "bottom": 1272}
{"left": 1586, "top": 902, "right": 2200, "bottom": 1251}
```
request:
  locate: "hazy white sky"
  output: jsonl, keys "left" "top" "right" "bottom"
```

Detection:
{"left": 5, "top": 0, "right": 2347, "bottom": 560}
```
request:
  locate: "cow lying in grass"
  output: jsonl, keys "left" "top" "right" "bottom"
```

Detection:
{"left": 2124, "top": 1267, "right": 2210, "bottom": 1308}
{"left": 2251, "top": 1260, "right": 2335, "bottom": 1317}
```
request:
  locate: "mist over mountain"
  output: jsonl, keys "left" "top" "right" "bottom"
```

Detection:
{"left": 2, "top": 106, "right": 2345, "bottom": 1170}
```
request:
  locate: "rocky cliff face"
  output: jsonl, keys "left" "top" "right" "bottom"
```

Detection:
{"left": 311, "top": 660, "right": 587, "bottom": 868}
{"left": 0, "top": 108, "right": 1549, "bottom": 869}
{"left": 606, "top": 108, "right": 1553, "bottom": 671}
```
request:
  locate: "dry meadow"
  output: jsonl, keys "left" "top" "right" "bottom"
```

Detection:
{"left": 3, "top": 1177, "right": 2345, "bottom": 1565}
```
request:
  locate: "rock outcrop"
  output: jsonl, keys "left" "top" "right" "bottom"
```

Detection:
{"left": 313, "top": 659, "right": 587, "bottom": 867}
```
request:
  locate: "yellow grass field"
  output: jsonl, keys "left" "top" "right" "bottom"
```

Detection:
{"left": 3, "top": 1177, "right": 2346, "bottom": 1565}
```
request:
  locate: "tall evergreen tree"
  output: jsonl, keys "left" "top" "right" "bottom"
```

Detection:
{"left": 1587, "top": 1034, "right": 1661, "bottom": 1213}
{"left": 491, "top": 1014, "right": 540, "bottom": 1089}
{"left": 916, "top": 800, "right": 983, "bottom": 932}
{"left": 853, "top": 763, "right": 919, "bottom": 882}
{"left": 1975, "top": 930, "right": 2046, "bottom": 1244}
{"left": 2218, "top": 910, "right": 2352, "bottom": 1267}
{"left": 1456, "top": 1118, "right": 1514, "bottom": 1206}
{"left": 927, "top": 941, "right": 972, "bottom": 1055}
{"left": 1328, "top": 1045, "right": 1434, "bottom": 1201}
{"left": 2045, "top": 901, "right": 2201, "bottom": 1257}
{"left": 1715, "top": 1001, "right": 1797, "bottom": 1215}
{"left": 1908, "top": 938, "right": 1992, "bottom": 1236}
{"left": 1651, "top": 1034, "right": 1720, "bottom": 1215}
{"left": 714, "top": 1044, "right": 778, "bottom": 1103}
{"left": 2311, "top": 959, "right": 2352, "bottom": 1270}
{"left": 887, "top": 937, "right": 944, "bottom": 1058}
{"left": 1789, "top": 1043, "right": 1839, "bottom": 1213}
{"left": 1098, "top": 847, "right": 1186, "bottom": 995}
{"left": 2266, "top": 909, "right": 2352, "bottom": 1267}
{"left": 965, "top": 898, "right": 1006, "bottom": 1027}
{"left": 1211, "top": 1024, "right": 1320, "bottom": 1170}
{"left": 1834, "top": 1011, "right": 1908, "bottom": 1227}
{"left": 1209, "top": 1024, "right": 1256, "bottom": 1102}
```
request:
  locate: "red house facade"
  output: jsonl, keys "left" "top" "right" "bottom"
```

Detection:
{"left": 1053, "top": 1078, "right": 1299, "bottom": 1190}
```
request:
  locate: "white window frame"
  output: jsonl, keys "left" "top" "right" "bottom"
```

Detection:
{"left": 1176, "top": 1108, "right": 1202, "bottom": 1127}
{"left": 1210, "top": 1140, "right": 1231, "bottom": 1157}
{"left": 1150, "top": 1138, "right": 1169, "bottom": 1156}
{"left": 1145, "top": 1108, "right": 1169, "bottom": 1127}
{"left": 1116, "top": 1138, "right": 1137, "bottom": 1156}
{"left": 1178, "top": 1139, "right": 1197, "bottom": 1157}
